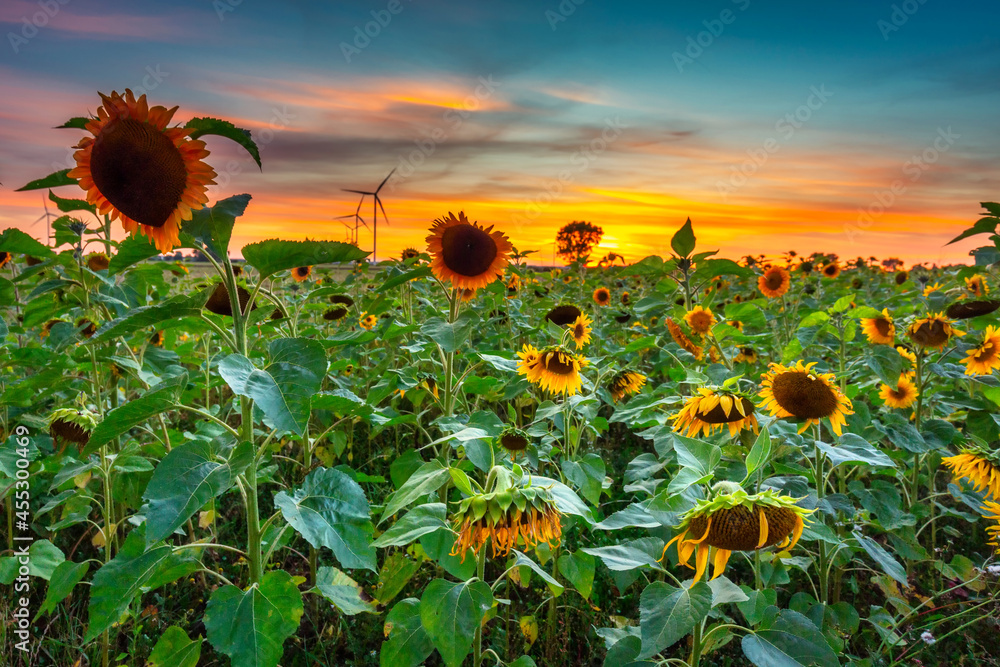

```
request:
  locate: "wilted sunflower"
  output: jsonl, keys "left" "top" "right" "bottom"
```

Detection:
{"left": 426, "top": 211, "right": 512, "bottom": 290}
{"left": 666, "top": 318, "right": 703, "bottom": 360}
{"left": 758, "top": 267, "right": 790, "bottom": 299}
{"left": 861, "top": 308, "right": 895, "bottom": 345}
{"left": 684, "top": 306, "right": 716, "bottom": 335}
{"left": 879, "top": 373, "right": 919, "bottom": 409}
{"left": 895, "top": 271, "right": 908, "bottom": 285}
{"left": 205, "top": 282, "right": 255, "bottom": 317}
{"left": 570, "top": 313, "right": 593, "bottom": 349}
{"left": 86, "top": 253, "right": 110, "bottom": 271}
{"left": 608, "top": 370, "right": 646, "bottom": 401}
{"left": 593, "top": 287, "right": 611, "bottom": 306}
{"left": 942, "top": 447, "right": 1000, "bottom": 500}
{"left": 497, "top": 426, "right": 530, "bottom": 455}
{"left": 961, "top": 325, "right": 1000, "bottom": 376}
{"left": 359, "top": 313, "right": 378, "bottom": 330}
{"left": 735, "top": 347, "right": 757, "bottom": 364}
{"left": 449, "top": 478, "right": 562, "bottom": 562}
{"left": 291, "top": 266, "right": 312, "bottom": 282}
{"left": 47, "top": 407, "right": 98, "bottom": 453}
{"left": 822, "top": 262, "right": 840, "bottom": 279}
{"left": 661, "top": 483, "right": 813, "bottom": 584}
{"left": 40, "top": 319, "right": 63, "bottom": 340}
{"left": 673, "top": 388, "right": 758, "bottom": 438}
{"left": 68, "top": 89, "right": 216, "bottom": 253}
{"left": 400, "top": 247, "right": 420, "bottom": 261}
{"left": 324, "top": 307, "right": 349, "bottom": 321}
{"left": 908, "top": 313, "right": 962, "bottom": 350}
{"left": 517, "top": 344, "right": 588, "bottom": 395}
{"left": 545, "top": 304, "right": 582, "bottom": 326}
{"left": 966, "top": 275, "right": 989, "bottom": 297}
{"left": 149, "top": 330, "right": 164, "bottom": 347}
{"left": 946, "top": 299, "right": 1000, "bottom": 320}
{"left": 759, "top": 360, "right": 853, "bottom": 435}
{"left": 76, "top": 318, "right": 97, "bottom": 338}
{"left": 330, "top": 294, "right": 355, "bottom": 307}
{"left": 614, "top": 311, "right": 632, "bottom": 324}
{"left": 983, "top": 501, "right": 1000, "bottom": 554}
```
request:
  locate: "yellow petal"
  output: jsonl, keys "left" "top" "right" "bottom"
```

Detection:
{"left": 692, "top": 544, "right": 710, "bottom": 585}
{"left": 711, "top": 548, "right": 732, "bottom": 580}
{"left": 757, "top": 507, "right": 769, "bottom": 548}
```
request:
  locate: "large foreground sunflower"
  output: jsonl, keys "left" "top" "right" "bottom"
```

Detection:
{"left": 672, "top": 388, "right": 759, "bottom": 438}
{"left": 908, "top": 313, "right": 962, "bottom": 350}
{"left": 879, "top": 373, "right": 919, "bottom": 409}
{"left": 759, "top": 360, "right": 853, "bottom": 435}
{"left": 517, "top": 344, "right": 588, "bottom": 395}
{"left": 426, "top": 211, "right": 512, "bottom": 290}
{"left": 861, "top": 308, "right": 895, "bottom": 345}
{"left": 961, "top": 325, "right": 1000, "bottom": 376}
{"left": 661, "top": 483, "right": 813, "bottom": 584}
{"left": 758, "top": 267, "right": 790, "bottom": 298}
{"left": 942, "top": 448, "right": 1000, "bottom": 500}
{"left": 68, "top": 89, "right": 217, "bottom": 253}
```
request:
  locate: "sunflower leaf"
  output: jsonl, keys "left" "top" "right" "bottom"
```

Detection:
{"left": 108, "top": 234, "right": 161, "bottom": 275}
{"left": 87, "top": 287, "right": 213, "bottom": 344}
{"left": 83, "top": 374, "right": 188, "bottom": 456}
{"left": 56, "top": 117, "right": 89, "bottom": 130}
{"left": 419, "top": 578, "right": 493, "bottom": 667}
{"left": 48, "top": 190, "right": 96, "bottom": 215}
{"left": 638, "top": 581, "right": 713, "bottom": 658}
{"left": 0, "top": 227, "right": 54, "bottom": 257}
{"left": 147, "top": 626, "right": 203, "bottom": 667}
{"left": 382, "top": 598, "right": 435, "bottom": 667}
{"left": 670, "top": 218, "right": 697, "bottom": 258}
{"left": 242, "top": 239, "right": 369, "bottom": 277}
{"left": 741, "top": 609, "right": 840, "bottom": 667}
{"left": 16, "top": 169, "right": 77, "bottom": 191}
{"left": 185, "top": 117, "right": 262, "bottom": 169}
{"left": 179, "top": 193, "right": 251, "bottom": 260}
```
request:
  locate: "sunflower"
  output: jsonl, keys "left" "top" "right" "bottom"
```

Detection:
{"left": 359, "top": 313, "right": 378, "bottom": 330}
{"left": 942, "top": 448, "right": 1000, "bottom": 500}
{"left": 545, "top": 304, "right": 582, "bottom": 326}
{"left": 759, "top": 360, "right": 853, "bottom": 435}
{"left": 0, "top": 252, "right": 11, "bottom": 269}
{"left": 149, "top": 330, "right": 164, "bottom": 347}
{"left": 76, "top": 318, "right": 97, "bottom": 338}
{"left": 47, "top": 407, "right": 97, "bottom": 453}
{"left": 879, "top": 373, "right": 919, "bottom": 409}
{"left": 758, "top": 267, "right": 791, "bottom": 298}
{"left": 330, "top": 294, "right": 355, "bottom": 307}
{"left": 923, "top": 282, "right": 943, "bottom": 296}
{"left": 550, "top": 268, "right": 562, "bottom": 279}
{"left": 672, "top": 388, "right": 759, "bottom": 438}
{"left": 291, "top": 266, "right": 312, "bottom": 282}
{"left": 799, "top": 261, "right": 813, "bottom": 274}
{"left": 621, "top": 291, "right": 631, "bottom": 306}
{"left": 231, "top": 264, "right": 244, "bottom": 277}
{"left": 727, "top": 320, "right": 744, "bottom": 332}
{"left": 609, "top": 370, "right": 646, "bottom": 401}
{"left": 592, "top": 287, "right": 612, "bottom": 306}
{"left": 966, "top": 275, "right": 989, "bottom": 297}
{"left": 735, "top": 347, "right": 757, "bottom": 364}
{"left": 517, "top": 345, "right": 588, "bottom": 395}
{"left": 570, "top": 313, "right": 593, "bottom": 349}
{"left": 205, "top": 282, "right": 255, "bottom": 317}
{"left": 666, "top": 318, "right": 703, "bottom": 360}
{"left": 497, "top": 426, "right": 530, "bottom": 454}
{"left": 961, "top": 325, "right": 1000, "bottom": 376}
{"left": 426, "top": 211, "right": 512, "bottom": 290}
{"left": 896, "top": 346, "right": 917, "bottom": 365}
{"left": 861, "top": 308, "right": 895, "bottom": 345}
{"left": 908, "top": 313, "right": 962, "bottom": 350}
{"left": 400, "top": 247, "right": 420, "bottom": 261}
{"left": 983, "top": 501, "right": 1000, "bottom": 554}
{"left": 506, "top": 273, "right": 520, "bottom": 293}
{"left": 324, "top": 307, "right": 349, "bottom": 321}
{"left": 895, "top": 271, "right": 908, "bottom": 285}
{"left": 822, "top": 262, "right": 840, "bottom": 279}
{"left": 614, "top": 311, "right": 632, "bottom": 324}
{"left": 68, "top": 89, "right": 216, "bottom": 253}
{"left": 661, "top": 483, "right": 813, "bottom": 584}
{"left": 86, "top": 253, "right": 110, "bottom": 271}
{"left": 684, "top": 306, "right": 716, "bottom": 335}
{"left": 947, "top": 299, "right": 1000, "bottom": 320}
{"left": 562, "top": 274, "right": 573, "bottom": 284}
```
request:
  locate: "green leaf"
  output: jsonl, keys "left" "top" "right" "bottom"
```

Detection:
{"left": 373, "top": 503, "right": 448, "bottom": 548}
{"left": 218, "top": 338, "right": 326, "bottom": 436}
{"left": 381, "top": 598, "right": 434, "bottom": 667}
{"left": 48, "top": 190, "right": 96, "bottom": 215}
{"left": 108, "top": 234, "right": 161, "bottom": 275}
{"left": 147, "top": 626, "right": 203, "bottom": 667}
{"left": 709, "top": 575, "right": 749, "bottom": 606}
{"left": 744, "top": 428, "right": 772, "bottom": 481}
{"left": 85, "top": 526, "right": 199, "bottom": 641}
{"left": 583, "top": 538, "right": 664, "bottom": 572}
{"left": 741, "top": 609, "right": 839, "bottom": 667}
{"left": 275, "top": 467, "right": 376, "bottom": 571}
{"left": 380, "top": 266, "right": 433, "bottom": 292}
{"left": 204, "top": 570, "right": 304, "bottom": 667}
{"left": 419, "top": 579, "right": 493, "bottom": 667}
{"left": 557, "top": 550, "right": 595, "bottom": 599}
{"left": 0, "top": 227, "right": 54, "bottom": 257}
{"left": 421, "top": 311, "right": 481, "bottom": 353}
{"left": 242, "top": 238, "right": 368, "bottom": 277}
{"left": 511, "top": 549, "right": 564, "bottom": 596}
{"left": 670, "top": 218, "right": 696, "bottom": 258}
{"left": 855, "top": 533, "right": 907, "bottom": 587}
{"left": 314, "top": 566, "right": 377, "bottom": 615}
{"left": 16, "top": 169, "right": 77, "bottom": 191}
{"left": 143, "top": 440, "right": 251, "bottom": 546}
{"left": 36, "top": 561, "right": 89, "bottom": 618}
{"left": 531, "top": 476, "right": 594, "bottom": 524}
{"left": 56, "top": 116, "right": 89, "bottom": 129}
{"left": 947, "top": 216, "right": 999, "bottom": 245}
{"left": 88, "top": 288, "right": 212, "bottom": 344}
{"left": 638, "top": 581, "right": 713, "bottom": 658}
{"left": 562, "top": 453, "right": 606, "bottom": 505}
{"left": 866, "top": 346, "right": 905, "bottom": 387}
{"left": 381, "top": 460, "right": 450, "bottom": 522}
{"left": 179, "top": 193, "right": 251, "bottom": 260}
{"left": 816, "top": 434, "right": 894, "bottom": 469}
{"left": 83, "top": 375, "right": 187, "bottom": 456}
{"left": 673, "top": 435, "right": 721, "bottom": 476}
{"left": 185, "top": 117, "right": 262, "bottom": 168}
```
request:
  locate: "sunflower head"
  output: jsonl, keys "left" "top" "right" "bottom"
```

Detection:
{"left": 47, "top": 407, "right": 98, "bottom": 452}
{"left": 734, "top": 346, "right": 757, "bottom": 364}
{"left": 324, "top": 307, "right": 349, "bottom": 321}
{"left": 426, "top": 211, "right": 512, "bottom": 290}
{"left": 861, "top": 308, "right": 895, "bottom": 345}
{"left": 149, "top": 330, "right": 164, "bottom": 347}
{"left": 292, "top": 266, "right": 312, "bottom": 283}
{"left": 942, "top": 445, "right": 1000, "bottom": 500}
{"left": 570, "top": 313, "right": 593, "bottom": 349}
{"left": 982, "top": 500, "right": 1000, "bottom": 554}
{"left": 822, "top": 262, "right": 840, "bottom": 279}
{"left": 879, "top": 372, "right": 919, "bottom": 409}
{"left": 400, "top": 247, "right": 421, "bottom": 261}
{"left": 666, "top": 318, "right": 703, "bottom": 360}
{"left": 908, "top": 313, "right": 961, "bottom": 350}
{"left": 672, "top": 388, "right": 758, "bottom": 438}
{"left": 946, "top": 299, "right": 1000, "bottom": 320}
{"left": 359, "top": 313, "right": 378, "bottom": 331}
{"left": 621, "top": 291, "right": 631, "bottom": 305}
{"left": 497, "top": 426, "right": 531, "bottom": 454}
{"left": 896, "top": 346, "right": 917, "bottom": 365}
{"left": 205, "top": 282, "right": 255, "bottom": 317}
{"left": 86, "top": 253, "right": 110, "bottom": 272}
{"left": 758, "top": 266, "right": 791, "bottom": 298}
{"left": 0, "top": 252, "right": 13, "bottom": 269}
{"left": 799, "top": 261, "right": 813, "bottom": 274}
{"left": 67, "top": 89, "right": 217, "bottom": 253}
{"left": 684, "top": 306, "right": 716, "bottom": 335}
{"left": 545, "top": 304, "right": 582, "bottom": 326}
{"left": 961, "top": 325, "right": 1000, "bottom": 376}
{"left": 966, "top": 275, "right": 989, "bottom": 297}
{"left": 517, "top": 344, "right": 588, "bottom": 395}
{"left": 759, "top": 360, "right": 853, "bottom": 435}
{"left": 895, "top": 271, "right": 908, "bottom": 285}
{"left": 76, "top": 318, "right": 97, "bottom": 338}
{"left": 593, "top": 287, "right": 611, "bottom": 306}
{"left": 609, "top": 370, "right": 647, "bottom": 402}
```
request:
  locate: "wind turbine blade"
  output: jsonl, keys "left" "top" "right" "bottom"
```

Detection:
{"left": 375, "top": 168, "right": 396, "bottom": 192}
{"left": 375, "top": 196, "right": 389, "bottom": 224}
{"left": 342, "top": 189, "right": 373, "bottom": 195}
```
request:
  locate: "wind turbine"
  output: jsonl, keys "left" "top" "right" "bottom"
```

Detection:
{"left": 30, "top": 196, "right": 55, "bottom": 246}
{"left": 341, "top": 168, "right": 395, "bottom": 264}
{"left": 334, "top": 196, "right": 368, "bottom": 245}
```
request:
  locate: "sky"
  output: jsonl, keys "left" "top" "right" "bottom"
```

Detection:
{"left": 1, "top": 0, "right": 998, "bottom": 266}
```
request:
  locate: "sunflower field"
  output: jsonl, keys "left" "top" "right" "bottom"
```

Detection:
{"left": 2, "top": 90, "right": 1000, "bottom": 667}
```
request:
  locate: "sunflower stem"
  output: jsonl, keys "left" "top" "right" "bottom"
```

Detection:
{"left": 473, "top": 547, "right": 487, "bottom": 667}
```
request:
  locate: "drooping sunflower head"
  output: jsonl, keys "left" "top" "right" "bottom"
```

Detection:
{"left": 966, "top": 275, "right": 989, "bottom": 297}
{"left": 570, "top": 313, "right": 593, "bottom": 349}
{"left": 518, "top": 344, "right": 588, "bottom": 395}
{"left": 426, "top": 211, "right": 512, "bottom": 290}
{"left": 545, "top": 304, "right": 582, "bottom": 326}
{"left": 40, "top": 319, "right": 63, "bottom": 340}
{"left": 895, "top": 270, "right": 908, "bottom": 285}
{"left": 86, "top": 252, "right": 110, "bottom": 272}
{"left": 946, "top": 299, "right": 1000, "bottom": 320}
{"left": 666, "top": 318, "right": 703, "bottom": 360}
{"left": 205, "top": 282, "right": 255, "bottom": 317}
{"left": 758, "top": 266, "right": 791, "bottom": 299}
{"left": 506, "top": 273, "right": 521, "bottom": 293}
{"left": 961, "top": 325, "right": 1000, "bottom": 376}
{"left": 908, "top": 313, "right": 962, "bottom": 350}
{"left": 861, "top": 308, "right": 895, "bottom": 345}
{"left": 324, "top": 307, "right": 349, "bottom": 321}
{"left": 759, "top": 360, "right": 853, "bottom": 435}
{"left": 661, "top": 484, "right": 813, "bottom": 583}
{"left": 292, "top": 266, "right": 312, "bottom": 283}
{"left": 330, "top": 294, "right": 355, "bottom": 307}
{"left": 47, "top": 407, "right": 98, "bottom": 453}
{"left": 942, "top": 445, "right": 1000, "bottom": 500}
{"left": 400, "top": 247, "right": 421, "bottom": 261}
{"left": 608, "top": 370, "right": 646, "bottom": 402}
{"left": 672, "top": 388, "right": 758, "bottom": 438}
{"left": 497, "top": 426, "right": 530, "bottom": 454}
{"left": 982, "top": 501, "right": 1000, "bottom": 554}
{"left": 359, "top": 313, "right": 378, "bottom": 331}
{"left": 68, "top": 89, "right": 217, "bottom": 253}
{"left": 76, "top": 318, "right": 97, "bottom": 338}
{"left": 879, "top": 372, "right": 919, "bottom": 409}
{"left": 684, "top": 305, "right": 716, "bottom": 335}
{"left": 593, "top": 287, "right": 611, "bottom": 306}
{"left": 614, "top": 311, "right": 632, "bottom": 324}
{"left": 822, "top": 262, "right": 840, "bottom": 279}
{"left": 798, "top": 261, "right": 814, "bottom": 274}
